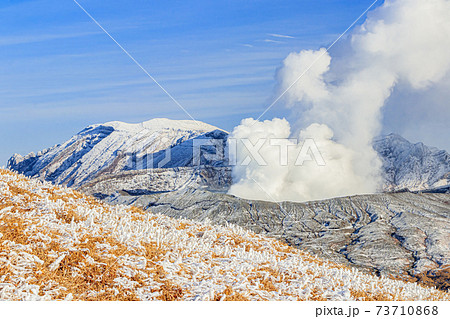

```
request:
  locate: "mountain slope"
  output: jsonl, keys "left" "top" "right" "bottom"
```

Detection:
{"left": 7, "top": 119, "right": 227, "bottom": 188}
{"left": 374, "top": 134, "right": 450, "bottom": 191}
{"left": 0, "top": 168, "right": 448, "bottom": 301}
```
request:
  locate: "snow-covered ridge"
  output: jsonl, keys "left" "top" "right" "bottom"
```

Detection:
{"left": 99, "top": 118, "right": 220, "bottom": 133}
{"left": 0, "top": 168, "right": 448, "bottom": 301}
{"left": 7, "top": 118, "right": 227, "bottom": 188}
{"left": 374, "top": 133, "right": 450, "bottom": 191}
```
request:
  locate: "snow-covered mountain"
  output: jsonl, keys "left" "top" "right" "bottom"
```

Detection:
{"left": 7, "top": 119, "right": 449, "bottom": 193}
{"left": 374, "top": 133, "right": 450, "bottom": 191}
{"left": 7, "top": 118, "right": 227, "bottom": 188}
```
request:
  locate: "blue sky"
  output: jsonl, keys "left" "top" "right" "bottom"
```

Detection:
{"left": 0, "top": 0, "right": 387, "bottom": 164}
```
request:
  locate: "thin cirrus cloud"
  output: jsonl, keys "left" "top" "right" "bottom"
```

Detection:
{"left": 0, "top": 31, "right": 102, "bottom": 46}
{"left": 263, "top": 39, "right": 285, "bottom": 44}
{"left": 267, "top": 33, "right": 295, "bottom": 39}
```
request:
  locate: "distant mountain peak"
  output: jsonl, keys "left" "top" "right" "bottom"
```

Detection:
{"left": 7, "top": 118, "right": 226, "bottom": 188}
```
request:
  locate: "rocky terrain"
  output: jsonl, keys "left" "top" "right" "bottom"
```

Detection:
{"left": 4, "top": 169, "right": 448, "bottom": 301}
{"left": 374, "top": 134, "right": 450, "bottom": 191}
{"left": 5, "top": 119, "right": 450, "bottom": 291}
{"left": 80, "top": 166, "right": 231, "bottom": 199}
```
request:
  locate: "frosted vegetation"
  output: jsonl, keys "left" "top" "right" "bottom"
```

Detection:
{"left": 0, "top": 169, "right": 448, "bottom": 301}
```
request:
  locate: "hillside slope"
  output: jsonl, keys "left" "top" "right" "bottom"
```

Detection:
{"left": 1, "top": 169, "right": 448, "bottom": 301}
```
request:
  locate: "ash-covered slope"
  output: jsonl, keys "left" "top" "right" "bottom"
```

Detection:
{"left": 7, "top": 119, "right": 227, "bottom": 188}
{"left": 4, "top": 169, "right": 447, "bottom": 301}
{"left": 102, "top": 187, "right": 450, "bottom": 290}
{"left": 374, "top": 134, "right": 450, "bottom": 191}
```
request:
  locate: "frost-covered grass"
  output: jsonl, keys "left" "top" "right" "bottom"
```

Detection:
{"left": 0, "top": 169, "right": 448, "bottom": 301}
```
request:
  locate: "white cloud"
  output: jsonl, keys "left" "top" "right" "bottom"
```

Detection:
{"left": 263, "top": 39, "right": 285, "bottom": 44}
{"left": 229, "top": 0, "right": 450, "bottom": 202}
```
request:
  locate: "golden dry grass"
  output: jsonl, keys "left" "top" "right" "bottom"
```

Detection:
{"left": 0, "top": 170, "right": 184, "bottom": 301}
{"left": 1, "top": 168, "right": 449, "bottom": 301}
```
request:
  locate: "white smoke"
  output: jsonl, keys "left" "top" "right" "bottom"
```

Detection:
{"left": 228, "top": 0, "right": 450, "bottom": 202}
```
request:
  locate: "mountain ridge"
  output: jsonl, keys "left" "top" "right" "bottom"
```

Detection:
{"left": 7, "top": 119, "right": 450, "bottom": 194}
{"left": 374, "top": 133, "right": 450, "bottom": 191}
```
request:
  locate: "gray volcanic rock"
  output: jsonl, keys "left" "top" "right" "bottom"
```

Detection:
{"left": 374, "top": 134, "right": 450, "bottom": 191}
{"left": 79, "top": 166, "right": 232, "bottom": 198}
{"left": 102, "top": 189, "right": 450, "bottom": 278}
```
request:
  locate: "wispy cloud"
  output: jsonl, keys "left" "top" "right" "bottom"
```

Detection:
{"left": 267, "top": 33, "right": 295, "bottom": 39}
{"left": 263, "top": 39, "right": 285, "bottom": 44}
{"left": 0, "top": 31, "right": 101, "bottom": 46}
{"left": 242, "top": 44, "right": 254, "bottom": 48}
